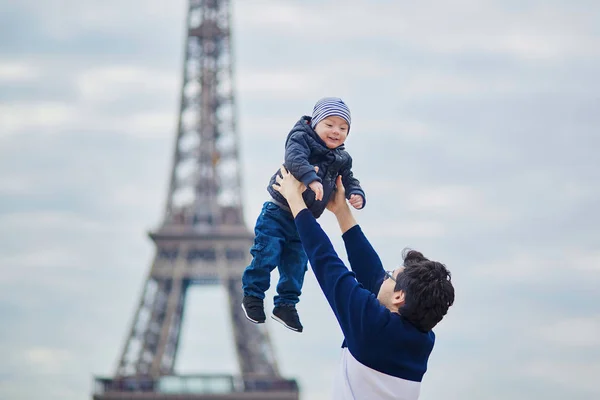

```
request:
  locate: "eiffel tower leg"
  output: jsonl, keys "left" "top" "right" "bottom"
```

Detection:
{"left": 150, "top": 256, "right": 187, "bottom": 376}
{"left": 115, "top": 271, "right": 158, "bottom": 377}
{"left": 114, "top": 255, "right": 185, "bottom": 378}
{"left": 225, "top": 275, "right": 280, "bottom": 377}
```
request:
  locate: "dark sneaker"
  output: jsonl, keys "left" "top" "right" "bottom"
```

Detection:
{"left": 272, "top": 304, "right": 303, "bottom": 332}
{"left": 242, "top": 296, "right": 266, "bottom": 324}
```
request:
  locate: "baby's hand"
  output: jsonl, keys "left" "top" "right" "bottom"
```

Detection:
{"left": 349, "top": 194, "right": 363, "bottom": 209}
{"left": 309, "top": 181, "right": 324, "bottom": 201}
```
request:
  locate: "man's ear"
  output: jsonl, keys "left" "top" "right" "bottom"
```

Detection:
{"left": 392, "top": 290, "right": 405, "bottom": 308}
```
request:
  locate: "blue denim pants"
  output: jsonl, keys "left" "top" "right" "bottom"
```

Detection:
{"left": 242, "top": 201, "right": 309, "bottom": 306}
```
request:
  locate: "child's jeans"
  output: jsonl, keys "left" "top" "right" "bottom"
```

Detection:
{"left": 242, "top": 201, "right": 309, "bottom": 306}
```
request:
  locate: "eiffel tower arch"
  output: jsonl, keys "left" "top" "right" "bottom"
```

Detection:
{"left": 93, "top": 1, "right": 299, "bottom": 399}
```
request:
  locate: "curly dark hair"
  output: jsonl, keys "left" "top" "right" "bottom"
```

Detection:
{"left": 394, "top": 249, "right": 455, "bottom": 332}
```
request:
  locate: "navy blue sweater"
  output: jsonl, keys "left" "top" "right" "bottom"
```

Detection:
{"left": 295, "top": 209, "right": 435, "bottom": 382}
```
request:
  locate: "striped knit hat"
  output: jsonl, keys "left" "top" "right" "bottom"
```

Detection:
{"left": 310, "top": 97, "right": 351, "bottom": 132}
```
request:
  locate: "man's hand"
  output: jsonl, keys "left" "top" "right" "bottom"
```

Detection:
{"left": 272, "top": 165, "right": 305, "bottom": 200}
{"left": 272, "top": 166, "right": 308, "bottom": 217}
{"left": 309, "top": 181, "right": 324, "bottom": 201}
{"left": 349, "top": 194, "right": 363, "bottom": 209}
{"left": 326, "top": 175, "right": 350, "bottom": 216}
{"left": 327, "top": 175, "right": 357, "bottom": 233}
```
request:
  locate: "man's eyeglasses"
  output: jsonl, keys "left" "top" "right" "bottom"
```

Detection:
{"left": 384, "top": 270, "right": 396, "bottom": 282}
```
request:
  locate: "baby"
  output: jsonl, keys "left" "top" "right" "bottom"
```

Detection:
{"left": 241, "top": 97, "right": 366, "bottom": 332}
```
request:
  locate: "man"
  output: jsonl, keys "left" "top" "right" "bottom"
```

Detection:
{"left": 272, "top": 167, "right": 455, "bottom": 400}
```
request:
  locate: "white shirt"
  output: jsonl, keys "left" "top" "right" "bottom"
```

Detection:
{"left": 332, "top": 348, "right": 422, "bottom": 400}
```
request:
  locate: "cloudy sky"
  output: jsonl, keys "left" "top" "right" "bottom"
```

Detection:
{"left": 1, "top": 0, "right": 599, "bottom": 399}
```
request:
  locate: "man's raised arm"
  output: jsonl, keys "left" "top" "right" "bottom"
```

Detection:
{"left": 332, "top": 200, "right": 385, "bottom": 294}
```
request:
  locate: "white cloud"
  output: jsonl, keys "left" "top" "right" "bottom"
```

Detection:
{"left": 476, "top": 248, "right": 600, "bottom": 282}
{"left": 406, "top": 185, "right": 482, "bottom": 213}
{"left": 568, "top": 251, "right": 600, "bottom": 273}
{"left": 474, "top": 252, "right": 556, "bottom": 280}
{"left": 12, "top": 0, "right": 186, "bottom": 39}
{"left": 238, "top": 115, "right": 301, "bottom": 139}
{"left": 0, "top": 61, "right": 40, "bottom": 82}
{"left": 402, "top": 70, "right": 521, "bottom": 97}
{"left": 238, "top": 59, "right": 396, "bottom": 100}
{"left": 0, "top": 210, "right": 105, "bottom": 233}
{"left": 119, "top": 111, "right": 177, "bottom": 139}
{"left": 0, "top": 211, "right": 124, "bottom": 285}
{"left": 0, "top": 99, "right": 175, "bottom": 139}
{"left": 76, "top": 65, "right": 178, "bottom": 103}
{"left": 521, "top": 360, "right": 600, "bottom": 395}
{"left": 0, "top": 248, "right": 89, "bottom": 273}
{"left": 110, "top": 183, "right": 167, "bottom": 209}
{"left": 235, "top": 2, "right": 304, "bottom": 31}
{"left": 537, "top": 316, "right": 600, "bottom": 348}
{"left": 0, "top": 101, "right": 75, "bottom": 135}
{"left": 24, "top": 347, "right": 74, "bottom": 374}
{"left": 363, "top": 218, "right": 447, "bottom": 239}
{"left": 238, "top": 70, "right": 316, "bottom": 97}
{"left": 236, "top": 1, "right": 600, "bottom": 61}
{"left": 0, "top": 175, "right": 36, "bottom": 196}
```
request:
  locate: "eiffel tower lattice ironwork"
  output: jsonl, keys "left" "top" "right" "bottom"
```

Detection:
{"left": 93, "top": 1, "right": 299, "bottom": 399}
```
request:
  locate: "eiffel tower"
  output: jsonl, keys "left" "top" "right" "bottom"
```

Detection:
{"left": 93, "top": 1, "right": 299, "bottom": 399}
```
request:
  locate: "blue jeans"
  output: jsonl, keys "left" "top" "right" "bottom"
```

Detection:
{"left": 242, "top": 201, "right": 308, "bottom": 306}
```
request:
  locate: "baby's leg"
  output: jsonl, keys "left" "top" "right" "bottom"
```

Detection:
{"left": 275, "top": 238, "right": 308, "bottom": 306}
{"left": 242, "top": 202, "right": 286, "bottom": 299}
{"left": 272, "top": 236, "right": 308, "bottom": 332}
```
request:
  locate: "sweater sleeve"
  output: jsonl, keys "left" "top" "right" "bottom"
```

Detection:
{"left": 342, "top": 225, "right": 385, "bottom": 295}
{"left": 295, "top": 209, "right": 391, "bottom": 343}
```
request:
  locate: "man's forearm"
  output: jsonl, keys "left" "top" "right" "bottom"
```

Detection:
{"left": 335, "top": 206, "right": 357, "bottom": 234}
{"left": 287, "top": 193, "right": 308, "bottom": 217}
{"left": 342, "top": 224, "right": 385, "bottom": 294}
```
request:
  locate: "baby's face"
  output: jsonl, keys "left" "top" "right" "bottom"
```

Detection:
{"left": 314, "top": 116, "right": 349, "bottom": 149}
